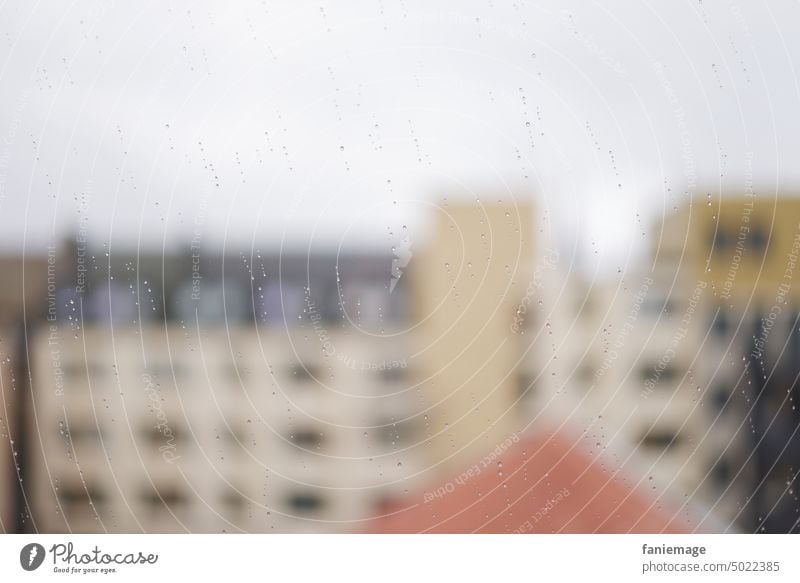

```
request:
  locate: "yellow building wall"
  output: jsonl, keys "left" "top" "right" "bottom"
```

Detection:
{"left": 657, "top": 196, "right": 800, "bottom": 305}
{"left": 412, "top": 200, "right": 533, "bottom": 468}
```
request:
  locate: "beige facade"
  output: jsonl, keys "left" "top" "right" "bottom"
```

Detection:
{"left": 524, "top": 196, "right": 800, "bottom": 530}
{"left": 412, "top": 201, "right": 533, "bottom": 468}
{"left": 656, "top": 197, "right": 800, "bottom": 527}
{"left": 518, "top": 270, "right": 713, "bottom": 514}
{"left": 27, "top": 324, "right": 423, "bottom": 532}
{"left": 30, "top": 196, "right": 797, "bottom": 532}
{"left": 0, "top": 255, "right": 47, "bottom": 533}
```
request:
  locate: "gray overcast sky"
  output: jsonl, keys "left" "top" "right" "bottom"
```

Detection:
{"left": 1, "top": 0, "right": 799, "bottom": 271}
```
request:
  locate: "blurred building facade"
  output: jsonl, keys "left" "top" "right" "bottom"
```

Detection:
{"left": 412, "top": 202, "right": 533, "bottom": 468}
{"left": 6, "top": 196, "right": 800, "bottom": 533}
{"left": 17, "top": 200, "right": 542, "bottom": 533}
{"left": 521, "top": 196, "right": 800, "bottom": 533}
{"left": 22, "top": 247, "right": 423, "bottom": 532}
{"left": 653, "top": 196, "right": 800, "bottom": 532}
{"left": 0, "top": 254, "right": 47, "bottom": 533}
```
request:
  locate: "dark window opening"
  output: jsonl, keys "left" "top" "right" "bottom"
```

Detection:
{"left": 289, "top": 430, "right": 325, "bottom": 449}
{"left": 58, "top": 484, "right": 107, "bottom": 522}
{"left": 641, "top": 364, "right": 678, "bottom": 383}
{"left": 517, "top": 372, "right": 537, "bottom": 398}
{"left": 59, "top": 485, "right": 107, "bottom": 508}
{"left": 144, "top": 425, "right": 182, "bottom": 449}
{"left": 576, "top": 364, "right": 594, "bottom": 383}
{"left": 379, "top": 366, "right": 408, "bottom": 382}
{"left": 711, "top": 388, "right": 729, "bottom": 413}
{"left": 287, "top": 493, "right": 325, "bottom": 513}
{"left": 289, "top": 363, "right": 319, "bottom": 382}
{"left": 712, "top": 230, "right": 729, "bottom": 252}
{"left": 639, "top": 430, "right": 681, "bottom": 451}
{"left": 222, "top": 491, "right": 245, "bottom": 515}
{"left": 60, "top": 423, "right": 102, "bottom": 445}
{"left": 750, "top": 227, "right": 767, "bottom": 253}
{"left": 141, "top": 487, "right": 188, "bottom": 510}
{"left": 62, "top": 363, "right": 87, "bottom": 380}
{"left": 711, "top": 458, "right": 732, "bottom": 486}
{"left": 712, "top": 312, "right": 729, "bottom": 337}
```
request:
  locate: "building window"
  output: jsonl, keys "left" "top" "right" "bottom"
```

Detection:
{"left": 576, "top": 363, "right": 595, "bottom": 384}
{"left": 60, "top": 485, "right": 106, "bottom": 506}
{"left": 62, "top": 363, "right": 87, "bottom": 382}
{"left": 517, "top": 371, "right": 537, "bottom": 399}
{"left": 143, "top": 425, "right": 182, "bottom": 450}
{"left": 59, "top": 485, "right": 107, "bottom": 518}
{"left": 750, "top": 227, "right": 767, "bottom": 254}
{"left": 640, "top": 364, "right": 678, "bottom": 384}
{"left": 378, "top": 365, "right": 408, "bottom": 383}
{"left": 289, "top": 362, "right": 319, "bottom": 382}
{"left": 639, "top": 430, "right": 680, "bottom": 451}
{"left": 222, "top": 491, "right": 246, "bottom": 518}
{"left": 712, "top": 230, "right": 729, "bottom": 253}
{"left": 141, "top": 486, "right": 188, "bottom": 513}
{"left": 286, "top": 493, "right": 325, "bottom": 513}
{"left": 711, "top": 311, "right": 729, "bottom": 337}
{"left": 711, "top": 457, "right": 732, "bottom": 486}
{"left": 711, "top": 387, "right": 729, "bottom": 413}
{"left": 288, "top": 429, "right": 325, "bottom": 450}
{"left": 59, "top": 422, "right": 102, "bottom": 446}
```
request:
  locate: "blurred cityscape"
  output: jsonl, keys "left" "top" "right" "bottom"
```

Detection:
{"left": 1, "top": 195, "right": 799, "bottom": 533}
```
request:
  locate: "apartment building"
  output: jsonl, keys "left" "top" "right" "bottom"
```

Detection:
{"left": 30, "top": 196, "right": 788, "bottom": 533}
{"left": 24, "top": 247, "right": 426, "bottom": 532}
{"left": 0, "top": 254, "right": 48, "bottom": 532}
{"left": 530, "top": 196, "right": 800, "bottom": 532}
{"left": 657, "top": 196, "right": 800, "bottom": 532}
{"left": 410, "top": 200, "right": 534, "bottom": 469}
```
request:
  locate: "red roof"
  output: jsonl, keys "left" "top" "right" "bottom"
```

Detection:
{"left": 366, "top": 431, "right": 696, "bottom": 533}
